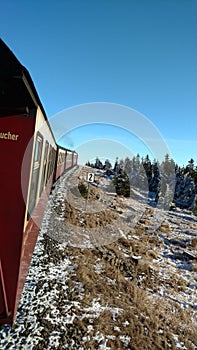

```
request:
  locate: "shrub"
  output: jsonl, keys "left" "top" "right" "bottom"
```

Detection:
{"left": 78, "top": 182, "right": 88, "bottom": 199}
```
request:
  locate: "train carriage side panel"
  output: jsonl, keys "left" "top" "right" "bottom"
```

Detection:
{"left": 0, "top": 39, "right": 57, "bottom": 324}
{"left": 0, "top": 113, "right": 36, "bottom": 324}
{"left": 15, "top": 107, "right": 57, "bottom": 321}
{"left": 64, "top": 149, "right": 67, "bottom": 171}
{"left": 65, "top": 149, "right": 73, "bottom": 170}
{"left": 72, "top": 151, "right": 78, "bottom": 167}
{"left": 75, "top": 152, "right": 78, "bottom": 166}
{"left": 55, "top": 146, "right": 66, "bottom": 181}
{"left": 25, "top": 106, "right": 57, "bottom": 221}
{"left": 73, "top": 151, "right": 78, "bottom": 167}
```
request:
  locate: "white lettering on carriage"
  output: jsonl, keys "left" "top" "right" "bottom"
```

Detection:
{"left": 0, "top": 131, "right": 19, "bottom": 141}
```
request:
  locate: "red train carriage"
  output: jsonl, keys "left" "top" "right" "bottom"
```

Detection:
{"left": 0, "top": 39, "right": 77, "bottom": 325}
{"left": 65, "top": 149, "right": 73, "bottom": 170}
{"left": 54, "top": 145, "right": 67, "bottom": 181}
{"left": 54, "top": 147, "right": 78, "bottom": 181}
{"left": 72, "top": 151, "right": 78, "bottom": 167}
{"left": 0, "top": 39, "right": 56, "bottom": 325}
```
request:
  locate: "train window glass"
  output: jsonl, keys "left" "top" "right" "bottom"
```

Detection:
{"left": 46, "top": 146, "right": 51, "bottom": 181}
{"left": 58, "top": 152, "right": 61, "bottom": 165}
{"left": 58, "top": 151, "right": 64, "bottom": 165}
{"left": 40, "top": 141, "right": 49, "bottom": 196}
{"left": 46, "top": 145, "right": 54, "bottom": 181}
{"left": 52, "top": 148, "right": 56, "bottom": 174}
{"left": 44, "top": 142, "right": 49, "bottom": 186}
{"left": 50, "top": 147, "right": 53, "bottom": 176}
{"left": 27, "top": 133, "right": 43, "bottom": 217}
{"left": 34, "top": 135, "right": 43, "bottom": 164}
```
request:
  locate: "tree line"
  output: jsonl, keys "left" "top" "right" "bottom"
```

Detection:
{"left": 86, "top": 155, "right": 197, "bottom": 212}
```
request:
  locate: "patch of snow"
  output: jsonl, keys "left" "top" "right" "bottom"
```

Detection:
{"left": 118, "top": 229, "right": 127, "bottom": 239}
{"left": 172, "top": 335, "right": 187, "bottom": 349}
{"left": 94, "top": 261, "right": 105, "bottom": 274}
{"left": 119, "top": 335, "right": 131, "bottom": 347}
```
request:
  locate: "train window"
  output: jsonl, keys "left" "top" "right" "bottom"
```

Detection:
{"left": 58, "top": 151, "right": 65, "bottom": 165}
{"left": 34, "top": 135, "right": 43, "bottom": 164}
{"left": 58, "top": 152, "right": 61, "bottom": 165}
{"left": 40, "top": 141, "right": 49, "bottom": 196}
{"left": 44, "top": 143, "right": 49, "bottom": 186}
{"left": 27, "top": 133, "right": 43, "bottom": 217}
{"left": 52, "top": 148, "right": 56, "bottom": 171}
{"left": 46, "top": 146, "right": 56, "bottom": 182}
{"left": 46, "top": 146, "right": 52, "bottom": 181}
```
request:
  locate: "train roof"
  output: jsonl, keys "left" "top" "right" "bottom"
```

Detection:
{"left": 0, "top": 39, "right": 77, "bottom": 155}
{"left": 57, "top": 144, "right": 78, "bottom": 153}
{"left": 0, "top": 38, "right": 47, "bottom": 120}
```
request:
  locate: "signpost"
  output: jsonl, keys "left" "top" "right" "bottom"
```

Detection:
{"left": 85, "top": 173, "right": 95, "bottom": 209}
{"left": 87, "top": 173, "right": 94, "bottom": 183}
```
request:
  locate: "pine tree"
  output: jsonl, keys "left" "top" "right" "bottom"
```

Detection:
{"left": 124, "top": 157, "right": 132, "bottom": 175}
{"left": 104, "top": 159, "right": 112, "bottom": 170}
{"left": 143, "top": 155, "right": 152, "bottom": 181}
{"left": 113, "top": 169, "right": 130, "bottom": 197}
{"left": 95, "top": 157, "right": 103, "bottom": 169}
{"left": 114, "top": 157, "right": 120, "bottom": 174}
{"left": 149, "top": 160, "right": 161, "bottom": 202}
{"left": 174, "top": 164, "right": 196, "bottom": 209}
{"left": 185, "top": 158, "right": 195, "bottom": 177}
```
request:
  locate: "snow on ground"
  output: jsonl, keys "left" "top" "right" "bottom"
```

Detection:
{"left": 0, "top": 166, "right": 197, "bottom": 349}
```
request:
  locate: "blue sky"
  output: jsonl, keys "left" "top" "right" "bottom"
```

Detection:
{"left": 1, "top": 0, "right": 197, "bottom": 166}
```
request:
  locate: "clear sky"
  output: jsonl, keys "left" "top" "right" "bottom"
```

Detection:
{"left": 1, "top": 0, "right": 197, "bottom": 166}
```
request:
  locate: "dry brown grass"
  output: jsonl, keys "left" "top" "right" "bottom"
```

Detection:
{"left": 46, "top": 177, "right": 197, "bottom": 349}
{"left": 64, "top": 198, "right": 118, "bottom": 229}
{"left": 57, "top": 234, "right": 197, "bottom": 350}
{"left": 191, "top": 238, "right": 197, "bottom": 248}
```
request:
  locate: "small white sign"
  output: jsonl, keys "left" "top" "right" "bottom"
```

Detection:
{"left": 87, "top": 172, "right": 94, "bottom": 182}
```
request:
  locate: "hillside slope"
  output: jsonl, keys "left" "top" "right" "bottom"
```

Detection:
{"left": 0, "top": 167, "right": 197, "bottom": 349}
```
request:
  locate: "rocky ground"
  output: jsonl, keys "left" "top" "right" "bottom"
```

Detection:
{"left": 0, "top": 166, "right": 197, "bottom": 349}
